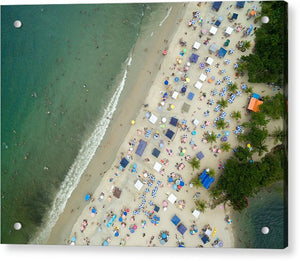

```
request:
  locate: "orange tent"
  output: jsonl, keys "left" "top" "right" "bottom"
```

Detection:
{"left": 250, "top": 10, "right": 256, "bottom": 16}
{"left": 247, "top": 97, "right": 263, "bottom": 112}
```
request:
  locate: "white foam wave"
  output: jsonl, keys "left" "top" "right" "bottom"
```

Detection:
{"left": 159, "top": 6, "right": 173, "bottom": 27}
{"left": 31, "top": 55, "right": 132, "bottom": 244}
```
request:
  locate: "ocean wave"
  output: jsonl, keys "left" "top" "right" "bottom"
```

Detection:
{"left": 159, "top": 6, "right": 173, "bottom": 27}
{"left": 31, "top": 55, "right": 133, "bottom": 244}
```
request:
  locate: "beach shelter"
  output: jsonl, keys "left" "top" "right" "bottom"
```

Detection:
{"left": 194, "top": 81, "right": 203, "bottom": 90}
{"left": 135, "top": 139, "right": 147, "bottom": 157}
{"left": 172, "top": 91, "right": 179, "bottom": 99}
{"left": 206, "top": 57, "right": 214, "bottom": 65}
{"left": 193, "top": 41, "right": 201, "bottom": 50}
{"left": 212, "top": 1, "right": 222, "bottom": 11}
{"left": 247, "top": 97, "right": 263, "bottom": 112}
{"left": 225, "top": 27, "right": 234, "bottom": 35}
{"left": 200, "top": 234, "right": 210, "bottom": 244}
{"left": 236, "top": 1, "right": 245, "bottom": 8}
{"left": 181, "top": 103, "right": 191, "bottom": 113}
{"left": 154, "top": 205, "right": 160, "bottom": 212}
{"left": 202, "top": 176, "right": 215, "bottom": 189}
{"left": 192, "top": 209, "right": 200, "bottom": 219}
{"left": 210, "top": 26, "right": 218, "bottom": 35}
{"left": 232, "top": 13, "right": 238, "bottom": 20}
{"left": 165, "top": 129, "right": 175, "bottom": 140}
{"left": 177, "top": 223, "right": 187, "bottom": 235}
{"left": 187, "top": 92, "right": 195, "bottom": 100}
{"left": 171, "top": 214, "right": 181, "bottom": 226}
{"left": 149, "top": 114, "right": 158, "bottom": 124}
{"left": 214, "top": 20, "right": 221, "bottom": 27}
{"left": 152, "top": 148, "right": 161, "bottom": 158}
{"left": 193, "top": 119, "right": 200, "bottom": 126}
{"left": 170, "top": 117, "right": 178, "bottom": 127}
{"left": 168, "top": 193, "right": 177, "bottom": 204}
{"left": 196, "top": 151, "right": 205, "bottom": 160}
{"left": 205, "top": 228, "right": 213, "bottom": 236}
{"left": 190, "top": 53, "right": 199, "bottom": 63}
{"left": 218, "top": 47, "right": 227, "bottom": 58}
{"left": 199, "top": 73, "right": 207, "bottom": 82}
{"left": 153, "top": 162, "right": 162, "bottom": 173}
{"left": 135, "top": 180, "right": 144, "bottom": 191}
{"left": 209, "top": 43, "right": 218, "bottom": 52}
{"left": 120, "top": 157, "right": 129, "bottom": 168}
{"left": 113, "top": 187, "right": 122, "bottom": 199}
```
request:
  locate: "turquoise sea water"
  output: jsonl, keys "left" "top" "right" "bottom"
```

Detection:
{"left": 233, "top": 181, "right": 288, "bottom": 249}
{"left": 1, "top": 3, "right": 150, "bottom": 244}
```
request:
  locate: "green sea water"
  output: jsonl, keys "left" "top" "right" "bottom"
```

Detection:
{"left": 1, "top": 3, "right": 149, "bottom": 244}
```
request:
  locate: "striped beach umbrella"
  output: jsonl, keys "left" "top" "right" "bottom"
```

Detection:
{"left": 216, "top": 79, "right": 221, "bottom": 85}
{"left": 229, "top": 49, "right": 234, "bottom": 54}
{"left": 221, "top": 69, "right": 226, "bottom": 74}
{"left": 241, "top": 84, "right": 247, "bottom": 90}
{"left": 206, "top": 67, "right": 211, "bottom": 73}
{"left": 225, "top": 59, "right": 230, "bottom": 64}
{"left": 234, "top": 63, "right": 239, "bottom": 69}
{"left": 228, "top": 80, "right": 233, "bottom": 86}
{"left": 199, "top": 62, "right": 205, "bottom": 69}
{"left": 225, "top": 75, "right": 230, "bottom": 80}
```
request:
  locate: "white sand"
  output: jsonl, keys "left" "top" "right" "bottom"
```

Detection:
{"left": 64, "top": 1, "right": 283, "bottom": 248}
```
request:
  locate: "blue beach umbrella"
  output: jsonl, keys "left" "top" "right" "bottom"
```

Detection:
{"left": 229, "top": 49, "right": 234, "bottom": 54}
{"left": 222, "top": 136, "right": 227, "bottom": 142}
{"left": 115, "top": 231, "right": 119, "bottom": 237}
{"left": 175, "top": 77, "right": 179, "bottom": 82}
{"left": 199, "top": 62, "right": 205, "bottom": 69}
{"left": 221, "top": 69, "right": 226, "bottom": 74}
{"left": 225, "top": 131, "right": 230, "bottom": 137}
{"left": 162, "top": 233, "right": 167, "bottom": 239}
{"left": 173, "top": 184, "right": 177, "bottom": 190}
{"left": 102, "top": 240, "right": 109, "bottom": 246}
{"left": 168, "top": 177, "right": 173, "bottom": 182}
{"left": 181, "top": 87, "right": 187, "bottom": 93}
{"left": 180, "top": 181, "right": 184, "bottom": 186}
{"left": 225, "top": 75, "right": 230, "bottom": 80}
{"left": 85, "top": 194, "right": 90, "bottom": 201}
{"left": 225, "top": 59, "right": 230, "bottom": 64}
{"left": 192, "top": 130, "right": 196, "bottom": 135}
{"left": 71, "top": 237, "right": 76, "bottom": 242}
{"left": 206, "top": 67, "right": 211, "bottom": 73}
{"left": 216, "top": 80, "right": 221, "bottom": 85}
{"left": 164, "top": 80, "right": 169, "bottom": 85}
{"left": 234, "top": 63, "right": 239, "bottom": 69}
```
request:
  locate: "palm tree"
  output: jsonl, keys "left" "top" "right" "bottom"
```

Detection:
{"left": 189, "top": 157, "right": 200, "bottom": 171}
{"left": 270, "top": 127, "right": 284, "bottom": 144}
{"left": 236, "top": 60, "right": 247, "bottom": 76}
{"left": 195, "top": 200, "right": 207, "bottom": 213}
{"left": 221, "top": 142, "right": 231, "bottom": 152}
{"left": 205, "top": 132, "right": 217, "bottom": 144}
{"left": 231, "top": 111, "right": 241, "bottom": 120}
{"left": 208, "top": 168, "right": 216, "bottom": 178}
{"left": 241, "top": 41, "right": 251, "bottom": 52}
{"left": 228, "top": 82, "right": 238, "bottom": 93}
{"left": 217, "top": 98, "right": 228, "bottom": 109}
{"left": 216, "top": 119, "right": 226, "bottom": 130}
{"left": 191, "top": 176, "right": 202, "bottom": 188}
{"left": 245, "top": 86, "right": 253, "bottom": 94}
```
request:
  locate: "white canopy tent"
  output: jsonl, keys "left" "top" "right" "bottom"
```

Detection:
{"left": 193, "top": 119, "right": 200, "bottom": 126}
{"left": 153, "top": 162, "right": 162, "bottom": 173}
{"left": 225, "top": 26, "right": 234, "bottom": 35}
{"left": 206, "top": 57, "right": 214, "bottom": 65}
{"left": 210, "top": 26, "right": 218, "bottom": 35}
{"left": 149, "top": 114, "right": 158, "bottom": 124}
{"left": 193, "top": 41, "right": 201, "bottom": 50}
{"left": 192, "top": 209, "right": 200, "bottom": 219}
{"left": 135, "top": 180, "right": 144, "bottom": 191}
{"left": 199, "top": 74, "right": 207, "bottom": 82}
{"left": 168, "top": 193, "right": 177, "bottom": 204}
{"left": 194, "top": 81, "right": 203, "bottom": 89}
{"left": 172, "top": 91, "right": 179, "bottom": 99}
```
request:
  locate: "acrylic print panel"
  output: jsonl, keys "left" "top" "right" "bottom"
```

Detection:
{"left": 1, "top": 1, "right": 288, "bottom": 248}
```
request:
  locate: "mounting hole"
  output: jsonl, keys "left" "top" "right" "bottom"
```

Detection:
{"left": 261, "top": 226, "right": 269, "bottom": 234}
{"left": 261, "top": 16, "right": 269, "bottom": 24}
{"left": 14, "top": 222, "right": 22, "bottom": 230}
{"left": 13, "top": 20, "right": 22, "bottom": 28}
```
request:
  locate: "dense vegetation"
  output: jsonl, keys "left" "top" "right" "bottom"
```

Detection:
{"left": 211, "top": 145, "right": 285, "bottom": 211}
{"left": 239, "top": 1, "right": 287, "bottom": 85}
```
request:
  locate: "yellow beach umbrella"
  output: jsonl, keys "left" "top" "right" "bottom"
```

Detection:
{"left": 186, "top": 78, "right": 190, "bottom": 83}
{"left": 170, "top": 104, "right": 175, "bottom": 110}
{"left": 182, "top": 149, "right": 186, "bottom": 153}
{"left": 131, "top": 120, "right": 135, "bottom": 125}
{"left": 247, "top": 143, "right": 251, "bottom": 148}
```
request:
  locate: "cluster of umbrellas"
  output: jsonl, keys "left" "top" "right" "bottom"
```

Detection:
{"left": 150, "top": 214, "right": 160, "bottom": 225}
{"left": 168, "top": 175, "right": 185, "bottom": 191}
{"left": 234, "top": 125, "right": 243, "bottom": 134}
{"left": 190, "top": 224, "right": 198, "bottom": 235}
{"left": 220, "top": 111, "right": 227, "bottom": 120}
{"left": 228, "top": 93, "right": 236, "bottom": 104}
{"left": 159, "top": 231, "right": 170, "bottom": 245}
{"left": 129, "top": 224, "right": 138, "bottom": 233}
{"left": 152, "top": 185, "right": 159, "bottom": 198}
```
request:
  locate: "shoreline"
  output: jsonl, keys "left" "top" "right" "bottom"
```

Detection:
{"left": 46, "top": 2, "right": 187, "bottom": 245}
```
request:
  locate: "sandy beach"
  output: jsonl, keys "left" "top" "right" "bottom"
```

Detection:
{"left": 47, "top": 1, "right": 284, "bottom": 248}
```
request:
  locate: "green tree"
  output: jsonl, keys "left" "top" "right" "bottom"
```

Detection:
{"left": 236, "top": 60, "right": 248, "bottom": 76}
{"left": 191, "top": 175, "right": 202, "bottom": 188}
{"left": 216, "top": 119, "right": 226, "bottom": 130}
{"left": 228, "top": 82, "right": 238, "bottom": 93}
{"left": 245, "top": 86, "right": 253, "bottom": 94}
{"left": 189, "top": 157, "right": 200, "bottom": 171}
{"left": 217, "top": 98, "right": 228, "bottom": 109}
{"left": 221, "top": 142, "right": 231, "bottom": 152}
{"left": 250, "top": 112, "right": 270, "bottom": 126}
{"left": 270, "top": 127, "right": 284, "bottom": 144}
{"left": 234, "top": 146, "right": 253, "bottom": 163}
{"left": 208, "top": 168, "right": 216, "bottom": 178}
{"left": 240, "top": 41, "right": 251, "bottom": 52}
{"left": 231, "top": 111, "right": 241, "bottom": 121}
{"left": 205, "top": 132, "right": 217, "bottom": 144}
{"left": 260, "top": 93, "right": 285, "bottom": 120}
{"left": 195, "top": 200, "right": 207, "bottom": 213}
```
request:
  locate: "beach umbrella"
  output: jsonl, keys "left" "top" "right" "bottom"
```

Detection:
{"left": 180, "top": 181, "right": 184, "bottom": 186}
{"left": 175, "top": 77, "right": 179, "bottom": 82}
{"left": 162, "top": 117, "right": 167, "bottom": 123}
{"left": 181, "top": 87, "right": 187, "bottom": 93}
{"left": 185, "top": 78, "right": 190, "bottom": 83}
{"left": 85, "top": 194, "right": 90, "bottom": 201}
{"left": 222, "top": 136, "right": 227, "bottom": 142}
{"left": 234, "top": 63, "right": 239, "bottom": 69}
{"left": 261, "top": 16, "right": 269, "bottom": 24}
{"left": 115, "top": 231, "right": 119, "bottom": 237}
{"left": 225, "top": 75, "right": 230, "bottom": 80}
{"left": 164, "top": 80, "right": 169, "bottom": 85}
{"left": 163, "top": 50, "right": 167, "bottom": 55}
{"left": 229, "top": 49, "right": 234, "bottom": 54}
{"left": 218, "top": 241, "right": 224, "bottom": 247}
{"left": 211, "top": 76, "right": 215, "bottom": 80}
{"left": 198, "top": 17, "right": 203, "bottom": 23}
{"left": 206, "top": 67, "right": 211, "bottom": 73}
{"left": 216, "top": 80, "right": 221, "bottom": 85}
{"left": 119, "top": 217, "right": 123, "bottom": 222}
{"left": 184, "top": 66, "right": 189, "bottom": 71}
{"left": 173, "top": 184, "right": 177, "bottom": 190}
{"left": 225, "top": 131, "right": 230, "bottom": 137}
{"left": 225, "top": 59, "right": 230, "bottom": 64}
{"left": 71, "top": 237, "right": 76, "bottom": 243}
{"left": 201, "top": 28, "right": 207, "bottom": 34}
{"left": 162, "top": 233, "right": 167, "bottom": 239}
{"left": 131, "top": 120, "right": 135, "bottom": 125}
{"left": 160, "top": 239, "right": 166, "bottom": 245}
{"left": 191, "top": 19, "right": 195, "bottom": 25}
{"left": 221, "top": 69, "right": 226, "bottom": 74}
{"left": 228, "top": 81, "right": 233, "bottom": 86}
{"left": 14, "top": 222, "right": 22, "bottom": 230}
{"left": 102, "top": 240, "right": 109, "bottom": 246}
{"left": 183, "top": 48, "right": 187, "bottom": 53}
{"left": 192, "top": 130, "right": 196, "bottom": 135}
{"left": 170, "top": 104, "right": 175, "bottom": 110}
{"left": 241, "top": 84, "right": 247, "bottom": 90}
{"left": 199, "top": 62, "right": 205, "bottom": 69}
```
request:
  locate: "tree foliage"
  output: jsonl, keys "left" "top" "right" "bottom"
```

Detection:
{"left": 216, "top": 119, "right": 226, "bottom": 130}
{"left": 217, "top": 98, "right": 228, "bottom": 109}
{"left": 189, "top": 156, "right": 200, "bottom": 171}
{"left": 259, "top": 93, "right": 284, "bottom": 120}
